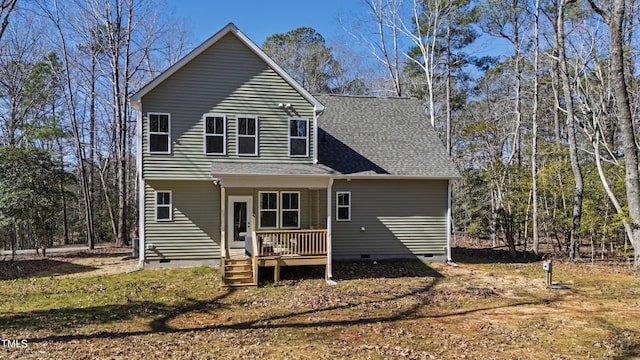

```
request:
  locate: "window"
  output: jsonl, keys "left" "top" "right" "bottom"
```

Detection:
{"left": 149, "top": 113, "right": 170, "bottom": 154}
{"left": 155, "top": 191, "right": 172, "bottom": 221}
{"left": 237, "top": 116, "right": 258, "bottom": 156}
{"left": 258, "top": 191, "right": 300, "bottom": 229}
{"left": 281, "top": 192, "right": 300, "bottom": 228}
{"left": 289, "top": 119, "right": 308, "bottom": 157}
{"left": 259, "top": 192, "right": 278, "bottom": 228}
{"left": 336, "top": 192, "right": 351, "bottom": 221}
{"left": 204, "top": 115, "right": 226, "bottom": 155}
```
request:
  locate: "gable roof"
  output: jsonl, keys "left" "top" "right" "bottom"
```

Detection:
{"left": 130, "top": 23, "right": 324, "bottom": 111}
{"left": 316, "top": 94, "right": 460, "bottom": 179}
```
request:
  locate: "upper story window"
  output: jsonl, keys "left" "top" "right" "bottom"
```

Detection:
{"left": 204, "top": 115, "right": 226, "bottom": 155}
{"left": 155, "top": 191, "right": 172, "bottom": 221}
{"left": 237, "top": 116, "right": 258, "bottom": 156}
{"left": 336, "top": 192, "right": 351, "bottom": 221}
{"left": 289, "top": 119, "right": 308, "bottom": 157}
{"left": 149, "top": 113, "right": 170, "bottom": 154}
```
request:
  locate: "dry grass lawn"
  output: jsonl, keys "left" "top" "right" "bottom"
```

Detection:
{"left": 0, "top": 247, "right": 639, "bottom": 359}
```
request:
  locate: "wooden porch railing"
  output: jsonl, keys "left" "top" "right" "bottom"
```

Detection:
{"left": 253, "top": 229, "right": 327, "bottom": 257}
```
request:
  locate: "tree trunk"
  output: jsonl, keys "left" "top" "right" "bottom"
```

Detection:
{"left": 445, "top": 21, "right": 452, "bottom": 156}
{"left": 608, "top": 0, "right": 640, "bottom": 268}
{"left": 58, "top": 141, "right": 70, "bottom": 245}
{"left": 593, "top": 131, "right": 634, "bottom": 248}
{"left": 99, "top": 160, "right": 118, "bottom": 242}
{"left": 557, "top": 0, "right": 583, "bottom": 260}
{"left": 531, "top": 0, "right": 540, "bottom": 256}
{"left": 0, "top": 0, "right": 17, "bottom": 41}
{"left": 107, "top": 0, "right": 133, "bottom": 248}
{"left": 88, "top": 54, "right": 96, "bottom": 249}
{"left": 511, "top": 39, "right": 522, "bottom": 166}
{"left": 490, "top": 188, "right": 499, "bottom": 248}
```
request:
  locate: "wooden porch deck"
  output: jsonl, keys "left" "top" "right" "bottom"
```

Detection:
{"left": 223, "top": 229, "right": 328, "bottom": 286}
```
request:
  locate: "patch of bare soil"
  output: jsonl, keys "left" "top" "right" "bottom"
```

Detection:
{"left": 0, "top": 246, "right": 137, "bottom": 280}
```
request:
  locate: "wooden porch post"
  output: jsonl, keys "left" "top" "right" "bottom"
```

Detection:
{"left": 220, "top": 184, "right": 227, "bottom": 259}
{"left": 274, "top": 260, "right": 280, "bottom": 282}
{"left": 447, "top": 180, "right": 453, "bottom": 262}
{"left": 326, "top": 177, "right": 333, "bottom": 280}
{"left": 251, "top": 212, "right": 258, "bottom": 285}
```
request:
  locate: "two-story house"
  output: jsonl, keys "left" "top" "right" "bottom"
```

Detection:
{"left": 130, "top": 23, "right": 459, "bottom": 285}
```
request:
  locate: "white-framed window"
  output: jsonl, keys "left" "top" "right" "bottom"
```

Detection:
{"left": 148, "top": 113, "right": 171, "bottom": 154}
{"left": 204, "top": 114, "right": 226, "bottom": 155}
{"left": 259, "top": 191, "right": 278, "bottom": 228}
{"left": 155, "top": 191, "right": 172, "bottom": 222}
{"left": 237, "top": 116, "right": 258, "bottom": 156}
{"left": 281, "top": 192, "right": 300, "bottom": 228}
{"left": 289, "top": 119, "right": 308, "bottom": 157}
{"left": 336, "top": 192, "right": 351, "bottom": 221}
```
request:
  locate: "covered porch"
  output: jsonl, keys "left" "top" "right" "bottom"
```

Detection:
{"left": 213, "top": 162, "right": 335, "bottom": 286}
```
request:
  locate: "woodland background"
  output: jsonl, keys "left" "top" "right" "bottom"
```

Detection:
{"left": 0, "top": 0, "right": 638, "bottom": 266}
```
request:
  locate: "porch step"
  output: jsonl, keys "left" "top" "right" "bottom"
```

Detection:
{"left": 223, "top": 258, "right": 255, "bottom": 287}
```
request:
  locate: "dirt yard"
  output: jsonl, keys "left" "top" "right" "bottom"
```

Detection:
{"left": 1, "top": 246, "right": 639, "bottom": 359}
{"left": 0, "top": 247, "right": 138, "bottom": 281}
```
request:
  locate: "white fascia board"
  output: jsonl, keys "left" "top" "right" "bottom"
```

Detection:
{"left": 216, "top": 174, "right": 331, "bottom": 188}
{"left": 331, "top": 174, "right": 462, "bottom": 181}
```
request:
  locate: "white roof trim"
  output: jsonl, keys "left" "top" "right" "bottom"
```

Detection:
{"left": 214, "top": 175, "right": 331, "bottom": 188}
{"left": 130, "top": 23, "right": 324, "bottom": 111}
{"left": 332, "top": 174, "right": 461, "bottom": 180}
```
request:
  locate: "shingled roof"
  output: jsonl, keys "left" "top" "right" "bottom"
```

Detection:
{"left": 316, "top": 94, "right": 460, "bottom": 178}
{"left": 211, "top": 162, "right": 337, "bottom": 176}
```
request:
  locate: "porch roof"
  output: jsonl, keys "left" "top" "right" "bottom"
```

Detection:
{"left": 211, "top": 162, "right": 338, "bottom": 176}
{"left": 212, "top": 162, "right": 337, "bottom": 188}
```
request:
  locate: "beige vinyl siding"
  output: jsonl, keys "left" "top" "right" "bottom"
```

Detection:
{"left": 308, "top": 189, "right": 327, "bottom": 229}
{"left": 144, "top": 180, "right": 220, "bottom": 260}
{"left": 141, "top": 33, "right": 315, "bottom": 180}
{"left": 332, "top": 179, "right": 449, "bottom": 257}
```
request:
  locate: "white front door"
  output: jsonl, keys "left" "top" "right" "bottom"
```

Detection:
{"left": 228, "top": 196, "right": 253, "bottom": 249}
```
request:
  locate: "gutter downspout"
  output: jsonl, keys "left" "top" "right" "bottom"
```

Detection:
{"left": 219, "top": 181, "right": 226, "bottom": 259}
{"left": 313, "top": 106, "right": 320, "bottom": 164}
{"left": 447, "top": 180, "right": 452, "bottom": 261}
{"left": 326, "top": 176, "right": 334, "bottom": 283}
{"left": 446, "top": 180, "right": 457, "bottom": 266}
{"left": 134, "top": 101, "right": 145, "bottom": 270}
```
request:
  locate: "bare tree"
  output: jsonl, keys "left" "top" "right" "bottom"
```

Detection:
{"left": 0, "top": 15, "right": 49, "bottom": 146}
{"left": 531, "top": 0, "right": 541, "bottom": 255}
{"left": 108, "top": 0, "right": 134, "bottom": 247}
{"left": 35, "top": 0, "right": 96, "bottom": 249}
{"left": 87, "top": 0, "right": 156, "bottom": 247}
{"left": 404, "top": 0, "right": 443, "bottom": 127}
{"left": 556, "top": 0, "right": 584, "bottom": 260}
{"left": 0, "top": 0, "right": 17, "bottom": 41}
{"left": 588, "top": 0, "right": 640, "bottom": 267}
{"left": 480, "top": 0, "right": 529, "bottom": 165}
{"left": 341, "top": 0, "right": 405, "bottom": 96}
